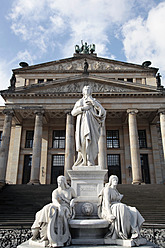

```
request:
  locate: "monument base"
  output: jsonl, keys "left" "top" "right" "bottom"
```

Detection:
{"left": 104, "top": 237, "right": 147, "bottom": 247}
{"left": 67, "top": 168, "right": 107, "bottom": 218}
{"left": 17, "top": 240, "right": 155, "bottom": 248}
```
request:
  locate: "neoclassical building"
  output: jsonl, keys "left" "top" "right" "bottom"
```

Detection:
{"left": 0, "top": 51, "right": 165, "bottom": 185}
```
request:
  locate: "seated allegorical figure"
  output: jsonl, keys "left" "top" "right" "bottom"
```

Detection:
{"left": 98, "top": 175, "right": 145, "bottom": 240}
{"left": 31, "top": 175, "right": 76, "bottom": 247}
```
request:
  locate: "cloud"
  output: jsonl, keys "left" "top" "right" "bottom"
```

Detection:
{"left": 7, "top": 0, "right": 137, "bottom": 58}
{"left": 122, "top": 1, "right": 165, "bottom": 85}
{"left": 0, "top": 49, "right": 36, "bottom": 106}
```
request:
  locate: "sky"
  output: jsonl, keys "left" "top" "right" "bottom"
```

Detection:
{"left": 0, "top": 0, "right": 165, "bottom": 105}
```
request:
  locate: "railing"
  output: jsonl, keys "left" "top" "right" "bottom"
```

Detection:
{"left": 0, "top": 224, "right": 164, "bottom": 248}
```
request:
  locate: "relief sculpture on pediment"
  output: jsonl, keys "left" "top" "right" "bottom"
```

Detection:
{"left": 36, "top": 60, "right": 135, "bottom": 72}
{"left": 40, "top": 82, "right": 133, "bottom": 93}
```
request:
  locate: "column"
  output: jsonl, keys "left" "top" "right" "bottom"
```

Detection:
{"left": 123, "top": 125, "right": 131, "bottom": 184}
{"left": 64, "top": 113, "right": 75, "bottom": 181}
{"left": 159, "top": 110, "right": 165, "bottom": 162}
{"left": 98, "top": 124, "right": 107, "bottom": 170}
{"left": 127, "top": 109, "right": 142, "bottom": 184}
{"left": 6, "top": 124, "right": 22, "bottom": 184}
{"left": 150, "top": 124, "right": 162, "bottom": 183}
{"left": 29, "top": 110, "right": 44, "bottom": 184}
{"left": 0, "top": 110, "right": 14, "bottom": 185}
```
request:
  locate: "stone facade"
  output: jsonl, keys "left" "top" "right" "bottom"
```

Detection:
{"left": 0, "top": 53, "right": 165, "bottom": 185}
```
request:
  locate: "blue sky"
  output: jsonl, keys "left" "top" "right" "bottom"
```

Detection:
{"left": 0, "top": 0, "right": 165, "bottom": 104}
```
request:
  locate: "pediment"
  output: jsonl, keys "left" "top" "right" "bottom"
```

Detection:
{"left": 13, "top": 56, "right": 158, "bottom": 73}
{"left": 15, "top": 75, "right": 158, "bottom": 95}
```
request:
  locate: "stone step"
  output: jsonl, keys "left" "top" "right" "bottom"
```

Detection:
{"left": 0, "top": 184, "right": 165, "bottom": 226}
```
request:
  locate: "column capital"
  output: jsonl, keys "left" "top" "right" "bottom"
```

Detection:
{"left": 3, "top": 109, "right": 14, "bottom": 116}
{"left": 158, "top": 109, "right": 165, "bottom": 115}
{"left": 127, "top": 109, "right": 138, "bottom": 115}
{"left": 34, "top": 110, "right": 45, "bottom": 116}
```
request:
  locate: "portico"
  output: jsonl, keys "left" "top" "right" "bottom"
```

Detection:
{"left": 0, "top": 53, "right": 165, "bottom": 185}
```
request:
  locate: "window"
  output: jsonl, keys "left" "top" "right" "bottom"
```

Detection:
{"left": 107, "top": 154, "right": 121, "bottom": 183}
{"left": 52, "top": 155, "right": 65, "bottom": 167}
{"left": 140, "top": 154, "right": 150, "bottom": 184}
{"left": 51, "top": 155, "right": 65, "bottom": 184}
{"left": 107, "top": 130, "right": 120, "bottom": 148}
{"left": 118, "top": 78, "right": 124, "bottom": 81}
{"left": 38, "top": 79, "right": 44, "bottom": 84}
{"left": 52, "top": 130, "right": 65, "bottom": 149}
{"left": 47, "top": 79, "right": 53, "bottom": 82}
{"left": 25, "top": 131, "right": 34, "bottom": 148}
{"left": 107, "top": 154, "right": 120, "bottom": 167}
{"left": 127, "top": 78, "right": 133, "bottom": 82}
{"left": 22, "top": 155, "right": 32, "bottom": 184}
{"left": 0, "top": 131, "right": 2, "bottom": 146}
{"left": 138, "top": 130, "right": 147, "bottom": 148}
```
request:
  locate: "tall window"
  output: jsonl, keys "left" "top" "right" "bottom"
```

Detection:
{"left": 138, "top": 130, "right": 147, "bottom": 148}
{"left": 140, "top": 154, "right": 150, "bottom": 184}
{"left": 107, "top": 130, "right": 120, "bottom": 148}
{"left": 22, "top": 155, "right": 32, "bottom": 184}
{"left": 51, "top": 155, "right": 65, "bottom": 184}
{"left": 25, "top": 131, "right": 34, "bottom": 148}
{"left": 52, "top": 130, "right": 65, "bottom": 149}
{"left": 107, "top": 154, "right": 121, "bottom": 183}
{"left": 0, "top": 131, "right": 2, "bottom": 146}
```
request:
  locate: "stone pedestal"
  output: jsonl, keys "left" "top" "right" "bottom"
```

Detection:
{"left": 68, "top": 166, "right": 107, "bottom": 220}
{"left": 68, "top": 167, "right": 107, "bottom": 205}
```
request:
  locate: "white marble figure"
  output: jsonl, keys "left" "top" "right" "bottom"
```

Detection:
{"left": 31, "top": 176, "right": 76, "bottom": 247}
{"left": 98, "top": 175, "right": 145, "bottom": 240}
{"left": 71, "top": 85, "right": 106, "bottom": 166}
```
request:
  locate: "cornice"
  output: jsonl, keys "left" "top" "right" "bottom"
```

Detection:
{"left": 14, "top": 69, "right": 157, "bottom": 75}
{"left": 1, "top": 91, "right": 163, "bottom": 99}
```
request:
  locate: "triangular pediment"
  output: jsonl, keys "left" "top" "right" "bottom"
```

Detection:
{"left": 13, "top": 55, "right": 158, "bottom": 74}
{"left": 13, "top": 75, "right": 158, "bottom": 95}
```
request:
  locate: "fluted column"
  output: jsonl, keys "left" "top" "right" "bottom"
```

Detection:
{"left": 64, "top": 113, "right": 75, "bottom": 181}
{"left": 127, "top": 109, "right": 142, "bottom": 184}
{"left": 159, "top": 110, "right": 165, "bottom": 163}
{"left": 0, "top": 109, "right": 14, "bottom": 185}
{"left": 98, "top": 124, "right": 107, "bottom": 170}
{"left": 29, "top": 110, "right": 44, "bottom": 184}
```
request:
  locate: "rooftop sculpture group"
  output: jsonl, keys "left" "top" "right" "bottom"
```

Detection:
{"left": 75, "top": 41, "right": 95, "bottom": 54}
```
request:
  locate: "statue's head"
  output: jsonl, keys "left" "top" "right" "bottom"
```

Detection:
{"left": 82, "top": 85, "right": 92, "bottom": 97}
{"left": 57, "top": 175, "right": 69, "bottom": 189}
{"left": 109, "top": 175, "right": 118, "bottom": 186}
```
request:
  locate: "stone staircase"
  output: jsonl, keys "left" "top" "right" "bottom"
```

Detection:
{"left": 0, "top": 184, "right": 165, "bottom": 228}
{"left": 0, "top": 185, "right": 56, "bottom": 228}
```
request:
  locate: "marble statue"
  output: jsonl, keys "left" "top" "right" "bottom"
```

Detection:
{"left": 30, "top": 176, "right": 76, "bottom": 247}
{"left": 98, "top": 175, "right": 145, "bottom": 241}
{"left": 71, "top": 85, "right": 106, "bottom": 166}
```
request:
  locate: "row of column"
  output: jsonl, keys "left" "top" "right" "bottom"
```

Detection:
{"left": 1, "top": 109, "right": 165, "bottom": 185}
